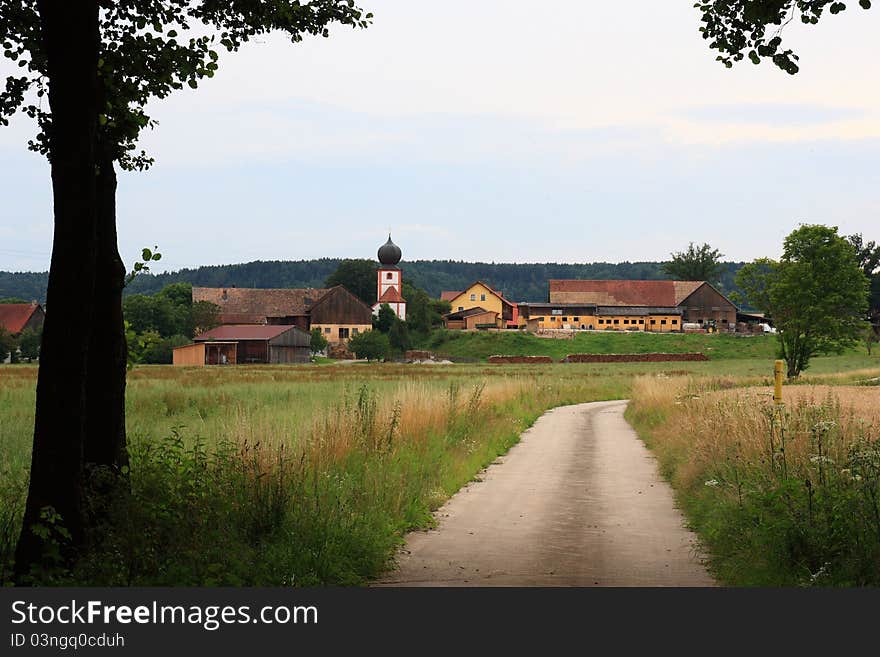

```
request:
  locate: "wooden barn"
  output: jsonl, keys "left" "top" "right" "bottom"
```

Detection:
{"left": 173, "top": 325, "right": 310, "bottom": 366}
{"left": 191, "top": 285, "right": 372, "bottom": 344}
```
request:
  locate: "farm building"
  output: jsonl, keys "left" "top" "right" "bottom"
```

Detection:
{"left": 518, "top": 302, "right": 683, "bottom": 332}
{"left": 192, "top": 285, "right": 372, "bottom": 344}
{"left": 173, "top": 324, "right": 310, "bottom": 366}
{"left": 0, "top": 302, "right": 45, "bottom": 336}
{"left": 544, "top": 280, "right": 738, "bottom": 331}
{"left": 441, "top": 281, "right": 519, "bottom": 329}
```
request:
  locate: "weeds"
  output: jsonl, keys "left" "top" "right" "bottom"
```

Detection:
{"left": 628, "top": 376, "right": 880, "bottom": 585}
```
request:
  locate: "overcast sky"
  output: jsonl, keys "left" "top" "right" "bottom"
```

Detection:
{"left": 1, "top": 1, "right": 879, "bottom": 273}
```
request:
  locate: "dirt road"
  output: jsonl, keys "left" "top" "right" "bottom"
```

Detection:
{"left": 378, "top": 400, "right": 714, "bottom": 586}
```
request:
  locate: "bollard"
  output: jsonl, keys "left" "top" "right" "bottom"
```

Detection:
{"left": 773, "top": 359, "right": 784, "bottom": 405}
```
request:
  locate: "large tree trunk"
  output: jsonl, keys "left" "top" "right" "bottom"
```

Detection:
{"left": 84, "top": 146, "right": 129, "bottom": 474}
{"left": 14, "top": 0, "right": 100, "bottom": 580}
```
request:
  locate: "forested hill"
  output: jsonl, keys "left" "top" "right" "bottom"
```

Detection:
{"left": 0, "top": 259, "right": 747, "bottom": 303}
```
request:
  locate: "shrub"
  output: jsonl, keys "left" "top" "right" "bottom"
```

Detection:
{"left": 348, "top": 330, "right": 390, "bottom": 361}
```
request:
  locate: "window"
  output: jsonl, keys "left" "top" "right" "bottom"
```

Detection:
{"left": 562, "top": 317, "right": 568, "bottom": 322}
{"left": 638, "top": 319, "right": 644, "bottom": 324}
{"left": 470, "top": 294, "right": 476, "bottom": 301}
{"left": 339, "top": 327, "right": 350, "bottom": 339}
{"left": 573, "top": 317, "right": 579, "bottom": 322}
{"left": 598, "top": 319, "right": 604, "bottom": 325}
{"left": 650, "top": 319, "right": 656, "bottom": 325}
{"left": 324, "top": 327, "right": 331, "bottom": 334}
{"left": 623, "top": 319, "right": 630, "bottom": 325}
{"left": 551, "top": 309, "right": 563, "bottom": 315}
{"left": 550, "top": 317, "right": 557, "bottom": 322}
{"left": 352, "top": 328, "right": 359, "bottom": 335}
{"left": 480, "top": 294, "right": 486, "bottom": 301}
{"left": 613, "top": 319, "right": 620, "bottom": 325}
{"left": 671, "top": 319, "right": 678, "bottom": 325}
{"left": 660, "top": 319, "right": 667, "bottom": 325}
{"left": 386, "top": 272, "right": 393, "bottom": 280}
{"left": 458, "top": 306, "right": 464, "bottom": 311}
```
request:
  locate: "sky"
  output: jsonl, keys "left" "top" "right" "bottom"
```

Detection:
{"left": 1, "top": 1, "right": 879, "bottom": 273}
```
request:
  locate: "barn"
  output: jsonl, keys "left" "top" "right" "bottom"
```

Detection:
{"left": 191, "top": 285, "right": 372, "bottom": 344}
{"left": 173, "top": 324, "right": 310, "bottom": 366}
{"left": 0, "top": 302, "right": 45, "bottom": 336}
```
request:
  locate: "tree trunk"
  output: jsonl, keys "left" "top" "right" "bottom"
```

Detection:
{"left": 14, "top": 0, "right": 100, "bottom": 580}
{"left": 83, "top": 146, "right": 129, "bottom": 474}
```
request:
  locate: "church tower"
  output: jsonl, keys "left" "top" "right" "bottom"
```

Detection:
{"left": 373, "top": 234, "right": 406, "bottom": 320}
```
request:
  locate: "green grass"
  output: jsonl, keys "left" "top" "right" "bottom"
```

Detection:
{"left": 417, "top": 329, "right": 779, "bottom": 361}
{"left": 2, "top": 350, "right": 876, "bottom": 586}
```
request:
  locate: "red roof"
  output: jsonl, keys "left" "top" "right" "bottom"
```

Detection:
{"left": 549, "top": 280, "right": 705, "bottom": 307}
{"left": 192, "top": 287, "right": 330, "bottom": 323}
{"left": 194, "top": 325, "right": 300, "bottom": 341}
{"left": 377, "top": 286, "right": 406, "bottom": 304}
{"left": 0, "top": 303, "right": 43, "bottom": 335}
{"left": 440, "top": 291, "right": 462, "bottom": 302}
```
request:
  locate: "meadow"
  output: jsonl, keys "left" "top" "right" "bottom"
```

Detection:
{"left": 1, "top": 340, "right": 878, "bottom": 585}
{"left": 626, "top": 374, "right": 880, "bottom": 585}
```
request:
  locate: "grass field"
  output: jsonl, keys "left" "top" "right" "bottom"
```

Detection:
{"left": 1, "top": 336, "right": 878, "bottom": 586}
{"left": 418, "top": 329, "right": 782, "bottom": 361}
{"left": 626, "top": 374, "right": 880, "bottom": 585}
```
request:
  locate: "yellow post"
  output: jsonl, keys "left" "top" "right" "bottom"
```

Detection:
{"left": 773, "top": 359, "right": 784, "bottom": 405}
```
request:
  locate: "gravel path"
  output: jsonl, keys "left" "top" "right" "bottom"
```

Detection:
{"left": 377, "top": 400, "right": 714, "bottom": 586}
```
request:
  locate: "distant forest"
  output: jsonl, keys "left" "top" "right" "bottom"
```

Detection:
{"left": 0, "top": 259, "right": 748, "bottom": 304}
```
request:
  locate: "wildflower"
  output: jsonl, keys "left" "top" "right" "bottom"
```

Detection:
{"left": 704, "top": 479, "right": 720, "bottom": 487}
{"left": 809, "top": 455, "right": 835, "bottom": 465}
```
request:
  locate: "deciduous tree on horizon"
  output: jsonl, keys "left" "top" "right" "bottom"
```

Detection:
{"left": 736, "top": 224, "right": 869, "bottom": 378}
{"left": 662, "top": 242, "right": 724, "bottom": 284}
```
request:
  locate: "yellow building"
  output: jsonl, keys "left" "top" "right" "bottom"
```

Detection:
{"left": 441, "top": 281, "right": 518, "bottom": 329}
{"left": 518, "top": 303, "right": 682, "bottom": 332}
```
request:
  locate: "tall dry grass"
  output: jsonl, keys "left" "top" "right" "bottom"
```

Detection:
{"left": 628, "top": 375, "right": 880, "bottom": 586}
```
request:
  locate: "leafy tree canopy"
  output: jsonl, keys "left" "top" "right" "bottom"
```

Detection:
{"left": 347, "top": 329, "right": 389, "bottom": 361}
{"left": 325, "top": 259, "right": 376, "bottom": 306}
{"left": 374, "top": 303, "right": 395, "bottom": 333}
{"left": 310, "top": 327, "right": 328, "bottom": 355}
{"left": 736, "top": 224, "right": 869, "bottom": 377}
{"left": 1, "top": 1, "right": 371, "bottom": 168}
{"left": 662, "top": 242, "right": 724, "bottom": 284}
{"left": 697, "top": 0, "right": 872, "bottom": 75}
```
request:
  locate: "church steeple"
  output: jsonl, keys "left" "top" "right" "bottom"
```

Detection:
{"left": 373, "top": 234, "right": 406, "bottom": 320}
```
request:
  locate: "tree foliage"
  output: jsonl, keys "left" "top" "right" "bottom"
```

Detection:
{"left": 0, "top": 326, "right": 16, "bottom": 362}
{"left": 847, "top": 233, "right": 880, "bottom": 315}
{"left": 387, "top": 318, "right": 411, "bottom": 354}
{"left": 17, "top": 327, "right": 41, "bottom": 361}
{"left": 309, "top": 327, "right": 328, "bottom": 355}
{"left": 697, "top": 0, "right": 872, "bottom": 74}
{"left": 374, "top": 303, "right": 396, "bottom": 333}
{"left": 662, "top": 242, "right": 724, "bottom": 283}
{"left": 736, "top": 224, "right": 869, "bottom": 377}
{"left": 2, "top": 1, "right": 371, "bottom": 167}
{"left": 347, "top": 329, "right": 389, "bottom": 361}
{"left": 324, "top": 259, "right": 377, "bottom": 306}
{"left": 122, "top": 283, "right": 219, "bottom": 362}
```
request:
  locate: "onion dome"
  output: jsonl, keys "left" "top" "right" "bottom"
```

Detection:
{"left": 377, "top": 234, "right": 402, "bottom": 266}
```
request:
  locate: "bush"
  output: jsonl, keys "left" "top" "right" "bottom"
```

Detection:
{"left": 348, "top": 330, "right": 390, "bottom": 361}
{"left": 310, "top": 328, "right": 328, "bottom": 355}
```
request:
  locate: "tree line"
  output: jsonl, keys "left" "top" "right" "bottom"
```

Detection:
{"left": 2, "top": 258, "right": 749, "bottom": 305}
